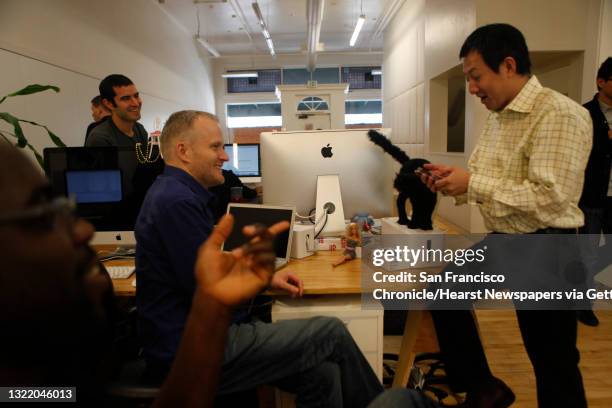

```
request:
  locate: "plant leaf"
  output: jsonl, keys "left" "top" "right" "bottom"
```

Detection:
{"left": 0, "top": 84, "right": 60, "bottom": 104}
{"left": 25, "top": 143, "right": 44, "bottom": 168}
{"left": 45, "top": 128, "right": 66, "bottom": 147}
{"left": 7, "top": 84, "right": 60, "bottom": 98}
{"left": 19, "top": 119, "right": 66, "bottom": 147}
{"left": 0, "top": 112, "right": 27, "bottom": 147}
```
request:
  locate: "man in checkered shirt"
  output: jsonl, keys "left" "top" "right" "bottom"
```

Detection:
{"left": 421, "top": 24, "right": 591, "bottom": 408}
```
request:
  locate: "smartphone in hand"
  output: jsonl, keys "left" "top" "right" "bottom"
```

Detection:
{"left": 414, "top": 167, "right": 439, "bottom": 180}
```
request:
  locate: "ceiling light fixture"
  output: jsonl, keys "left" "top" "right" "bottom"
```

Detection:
{"left": 306, "top": 0, "right": 325, "bottom": 72}
{"left": 221, "top": 71, "right": 259, "bottom": 78}
{"left": 252, "top": 2, "right": 275, "bottom": 56}
{"left": 196, "top": 36, "right": 221, "bottom": 57}
{"left": 349, "top": 14, "right": 365, "bottom": 47}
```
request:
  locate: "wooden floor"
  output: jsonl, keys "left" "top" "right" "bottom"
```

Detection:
{"left": 477, "top": 309, "right": 612, "bottom": 408}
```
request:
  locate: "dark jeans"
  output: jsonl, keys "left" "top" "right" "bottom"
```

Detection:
{"left": 218, "top": 316, "right": 383, "bottom": 408}
{"left": 147, "top": 316, "right": 383, "bottom": 408}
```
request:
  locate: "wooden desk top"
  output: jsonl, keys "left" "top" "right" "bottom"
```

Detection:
{"left": 101, "top": 250, "right": 362, "bottom": 297}
{"left": 280, "top": 252, "right": 362, "bottom": 295}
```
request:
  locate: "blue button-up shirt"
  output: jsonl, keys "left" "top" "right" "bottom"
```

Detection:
{"left": 135, "top": 165, "right": 215, "bottom": 366}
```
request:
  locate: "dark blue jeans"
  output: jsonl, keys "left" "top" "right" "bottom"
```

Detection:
{"left": 219, "top": 316, "right": 383, "bottom": 408}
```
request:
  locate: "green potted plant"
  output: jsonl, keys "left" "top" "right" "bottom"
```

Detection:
{"left": 0, "top": 84, "right": 66, "bottom": 167}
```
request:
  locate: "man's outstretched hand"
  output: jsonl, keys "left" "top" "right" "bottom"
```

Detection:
{"left": 419, "top": 163, "right": 470, "bottom": 196}
{"left": 195, "top": 214, "right": 290, "bottom": 307}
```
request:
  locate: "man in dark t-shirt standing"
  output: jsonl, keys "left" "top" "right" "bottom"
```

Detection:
{"left": 86, "top": 74, "right": 148, "bottom": 148}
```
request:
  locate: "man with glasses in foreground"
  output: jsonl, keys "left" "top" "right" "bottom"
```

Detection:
{"left": 0, "top": 142, "right": 289, "bottom": 407}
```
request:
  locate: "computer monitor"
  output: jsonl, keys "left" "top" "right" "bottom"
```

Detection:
{"left": 44, "top": 147, "right": 164, "bottom": 246}
{"left": 222, "top": 143, "right": 261, "bottom": 182}
{"left": 260, "top": 128, "right": 393, "bottom": 221}
{"left": 223, "top": 204, "right": 295, "bottom": 267}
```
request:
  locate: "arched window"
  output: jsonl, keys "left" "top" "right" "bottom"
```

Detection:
{"left": 297, "top": 96, "right": 329, "bottom": 112}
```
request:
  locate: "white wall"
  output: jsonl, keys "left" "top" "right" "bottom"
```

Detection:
{"left": 382, "top": 0, "right": 428, "bottom": 190}
{"left": 383, "top": 0, "right": 607, "bottom": 232}
{"left": 599, "top": 0, "right": 612, "bottom": 65}
{"left": 212, "top": 52, "right": 383, "bottom": 139}
{"left": 0, "top": 0, "right": 215, "bottom": 163}
{"left": 384, "top": 0, "right": 477, "bottom": 231}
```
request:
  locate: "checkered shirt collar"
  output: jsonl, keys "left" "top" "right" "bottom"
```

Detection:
{"left": 503, "top": 75, "right": 542, "bottom": 114}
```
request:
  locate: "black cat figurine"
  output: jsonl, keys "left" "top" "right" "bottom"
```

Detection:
{"left": 367, "top": 129, "right": 437, "bottom": 230}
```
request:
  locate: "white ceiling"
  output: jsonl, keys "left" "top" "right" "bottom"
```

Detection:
{"left": 158, "top": 0, "right": 393, "bottom": 56}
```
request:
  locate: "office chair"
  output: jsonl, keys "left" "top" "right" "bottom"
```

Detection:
{"left": 107, "top": 357, "right": 160, "bottom": 407}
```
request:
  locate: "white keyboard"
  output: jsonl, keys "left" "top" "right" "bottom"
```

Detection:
{"left": 106, "top": 265, "right": 135, "bottom": 279}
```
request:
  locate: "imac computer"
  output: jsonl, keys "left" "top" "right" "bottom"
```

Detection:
{"left": 222, "top": 143, "right": 261, "bottom": 183}
{"left": 260, "top": 128, "right": 393, "bottom": 233}
{"left": 44, "top": 147, "right": 164, "bottom": 246}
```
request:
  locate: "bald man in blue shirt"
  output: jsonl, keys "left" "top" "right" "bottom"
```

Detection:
{"left": 135, "top": 110, "right": 382, "bottom": 407}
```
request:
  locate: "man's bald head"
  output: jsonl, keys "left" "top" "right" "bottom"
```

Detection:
{"left": 160, "top": 110, "right": 219, "bottom": 162}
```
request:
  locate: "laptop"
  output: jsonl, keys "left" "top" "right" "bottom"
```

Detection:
{"left": 223, "top": 203, "right": 295, "bottom": 270}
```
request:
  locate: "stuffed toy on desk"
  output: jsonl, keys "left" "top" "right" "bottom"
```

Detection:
{"left": 368, "top": 129, "right": 437, "bottom": 230}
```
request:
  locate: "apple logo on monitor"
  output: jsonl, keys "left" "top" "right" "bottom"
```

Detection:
{"left": 321, "top": 144, "right": 333, "bottom": 158}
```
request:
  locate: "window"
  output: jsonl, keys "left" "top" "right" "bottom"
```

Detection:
{"left": 283, "top": 68, "right": 309, "bottom": 85}
{"left": 282, "top": 68, "right": 340, "bottom": 85}
{"left": 297, "top": 96, "right": 329, "bottom": 112}
{"left": 345, "top": 100, "right": 382, "bottom": 125}
{"left": 226, "top": 103, "right": 282, "bottom": 128}
{"left": 226, "top": 70, "right": 281, "bottom": 93}
{"left": 341, "top": 67, "right": 381, "bottom": 89}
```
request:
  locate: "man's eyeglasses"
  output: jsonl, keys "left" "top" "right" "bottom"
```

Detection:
{"left": 0, "top": 196, "right": 77, "bottom": 231}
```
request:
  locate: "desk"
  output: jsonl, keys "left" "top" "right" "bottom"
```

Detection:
{"left": 101, "top": 249, "right": 421, "bottom": 390}
{"left": 103, "top": 250, "right": 363, "bottom": 297}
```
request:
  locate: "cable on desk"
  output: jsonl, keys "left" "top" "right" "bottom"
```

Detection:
{"left": 314, "top": 209, "right": 329, "bottom": 239}
{"left": 296, "top": 209, "right": 316, "bottom": 223}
